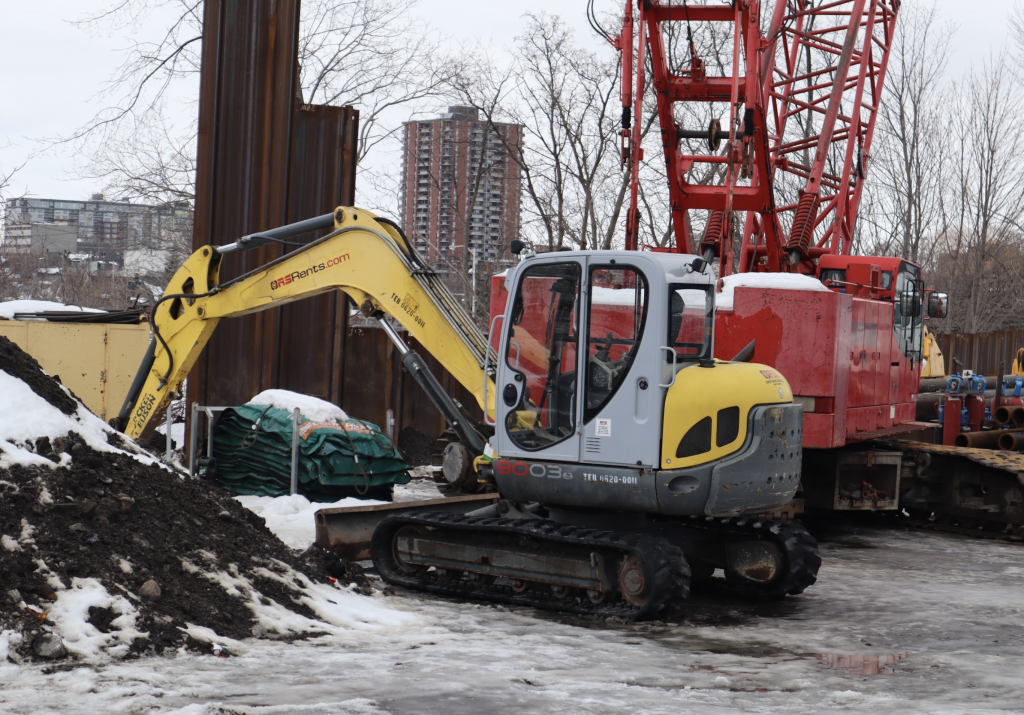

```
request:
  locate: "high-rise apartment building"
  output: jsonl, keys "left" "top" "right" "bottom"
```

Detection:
{"left": 399, "top": 107, "right": 523, "bottom": 279}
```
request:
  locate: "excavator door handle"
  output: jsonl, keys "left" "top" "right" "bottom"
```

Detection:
{"left": 658, "top": 347, "right": 678, "bottom": 388}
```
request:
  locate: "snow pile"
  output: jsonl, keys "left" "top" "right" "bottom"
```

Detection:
{"left": 154, "top": 421, "right": 185, "bottom": 449}
{"left": 235, "top": 493, "right": 387, "bottom": 549}
{"left": 0, "top": 300, "right": 105, "bottom": 320}
{"left": 249, "top": 389, "right": 349, "bottom": 422}
{"left": 716, "top": 272, "right": 830, "bottom": 311}
{"left": 0, "top": 369, "right": 151, "bottom": 470}
{"left": 0, "top": 336, "right": 157, "bottom": 471}
{"left": 44, "top": 578, "right": 146, "bottom": 659}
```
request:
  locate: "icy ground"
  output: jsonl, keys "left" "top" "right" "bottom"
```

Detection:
{"left": 2, "top": 510, "right": 1023, "bottom": 713}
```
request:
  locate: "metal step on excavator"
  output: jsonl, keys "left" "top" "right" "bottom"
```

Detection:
{"left": 115, "top": 206, "right": 820, "bottom": 620}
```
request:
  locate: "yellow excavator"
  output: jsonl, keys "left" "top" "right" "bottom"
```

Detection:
{"left": 114, "top": 207, "right": 819, "bottom": 619}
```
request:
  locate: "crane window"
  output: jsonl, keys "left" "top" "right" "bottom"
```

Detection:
{"left": 669, "top": 284, "right": 713, "bottom": 360}
{"left": 893, "top": 261, "right": 923, "bottom": 363}
{"left": 585, "top": 266, "right": 648, "bottom": 423}
{"left": 504, "top": 262, "right": 581, "bottom": 451}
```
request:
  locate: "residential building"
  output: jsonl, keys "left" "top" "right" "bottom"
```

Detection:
{"left": 3, "top": 224, "right": 78, "bottom": 256}
{"left": 3, "top": 194, "right": 192, "bottom": 269}
{"left": 399, "top": 107, "right": 523, "bottom": 282}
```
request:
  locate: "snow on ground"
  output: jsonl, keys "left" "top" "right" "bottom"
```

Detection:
{"left": 233, "top": 477, "right": 436, "bottom": 550}
{"left": 715, "top": 272, "right": 830, "bottom": 311}
{"left": 249, "top": 389, "right": 350, "bottom": 421}
{"left": 0, "top": 369, "right": 158, "bottom": 470}
{"left": 2, "top": 521, "right": 1024, "bottom": 713}
{"left": 235, "top": 493, "right": 387, "bottom": 549}
{"left": 0, "top": 300, "right": 105, "bottom": 319}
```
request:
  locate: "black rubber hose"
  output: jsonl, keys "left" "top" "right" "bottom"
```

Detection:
{"left": 375, "top": 216, "right": 428, "bottom": 270}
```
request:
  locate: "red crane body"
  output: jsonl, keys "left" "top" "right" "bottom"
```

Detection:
{"left": 491, "top": 0, "right": 936, "bottom": 512}
{"left": 610, "top": 0, "right": 928, "bottom": 509}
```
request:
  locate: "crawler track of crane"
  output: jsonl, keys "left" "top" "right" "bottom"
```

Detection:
{"left": 371, "top": 512, "right": 820, "bottom": 620}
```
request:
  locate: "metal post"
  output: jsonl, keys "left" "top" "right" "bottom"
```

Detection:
{"left": 471, "top": 248, "right": 479, "bottom": 318}
{"left": 386, "top": 409, "right": 395, "bottom": 440}
{"left": 290, "top": 407, "right": 301, "bottom": 496}
{"left": 165, "top": 392, "right": 175, "bottom": 462}
{"left": 189, "top": 401, "right": 199, "bottom": 477}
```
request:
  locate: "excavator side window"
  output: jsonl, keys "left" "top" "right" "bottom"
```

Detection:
{"left": 668, "top": 284, "right": 713, "bottom": 360}
{"left": 504, "top": 262, "right": 581, "bottom": 451}
{"left": 585, "top": 266, "right": 647, "bottom": 423}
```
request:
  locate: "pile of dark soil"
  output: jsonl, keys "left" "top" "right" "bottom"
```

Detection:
{"left": 0, "top": 336, "right": 368, "bottom": 661}
{"left": 397, "top": 427, "right": 435, "bottom": 467}
{"left": 0, "top": 335, "right": 76, "bottom": 414}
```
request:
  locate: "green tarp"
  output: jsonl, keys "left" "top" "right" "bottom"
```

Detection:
{"left": 211, "top": 404, "right": 410, "bottom": 501}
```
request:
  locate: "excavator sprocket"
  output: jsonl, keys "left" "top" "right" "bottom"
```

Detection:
{"left": 371, "top": 512, "right": 691, "bottom": 620}
{"left": 679, "top": 517, "right": 821, "bottom": 600}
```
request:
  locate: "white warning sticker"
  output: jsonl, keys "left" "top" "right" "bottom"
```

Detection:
{"left": 596, "top": 418, "right": 612, "bottom": 437}
{"left": 890, "top": 405, "right": 896, "bottom": 419}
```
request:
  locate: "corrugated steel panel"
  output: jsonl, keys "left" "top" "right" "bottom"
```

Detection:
{"left": 934, "top": 330, "right": 1024, "bottom": 376}
{"left": 191, "top": 0, "right": 305, "bottom": 411}
{"left": 190, "top": 0, "right": 359, "bottom": 412}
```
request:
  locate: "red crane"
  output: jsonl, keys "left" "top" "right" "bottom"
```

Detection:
{"left": 613, "top": 0, "right": 900, "bottom": 277}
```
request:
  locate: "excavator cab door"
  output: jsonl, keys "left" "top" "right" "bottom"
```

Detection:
{"left": 495, "top": 254, "right": 664, "bottom": 468}
{"left": 496, "top": 258, "right": 586, "bottom": 463}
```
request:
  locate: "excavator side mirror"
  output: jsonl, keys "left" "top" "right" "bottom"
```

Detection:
{"left": 510, "top": 240, "right": 526, "bottom": 256}
{"left": 928, "top": 292, "right": 949, "bottom": 319}
{"left": 689, "top": 258, "right": 708, "bottom": 274}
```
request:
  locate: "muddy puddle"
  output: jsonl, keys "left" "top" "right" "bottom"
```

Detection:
{"left": 816, "top": 653, "right": 908, "bottom": 675}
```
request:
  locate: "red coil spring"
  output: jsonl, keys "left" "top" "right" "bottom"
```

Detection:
{"left": 701, "top": 210, "right": 727, "bottom": 255}
{"left": 787, "top": 192, "right": 821, "bottom": 257}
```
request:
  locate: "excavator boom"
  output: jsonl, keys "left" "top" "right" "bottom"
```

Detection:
{"left": 115, "top": 207, "right": 495, "bottom": 441}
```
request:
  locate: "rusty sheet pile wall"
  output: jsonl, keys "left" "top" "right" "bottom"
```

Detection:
{"left": 935, "top": 330, "right": 1024, "bottom": 376}
{"left": 189, "top": 0, "right": 472, "bottom": 442}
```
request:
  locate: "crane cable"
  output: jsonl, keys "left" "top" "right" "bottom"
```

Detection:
{"left": 587, "top": 0, "right": 613, "bottom": 42}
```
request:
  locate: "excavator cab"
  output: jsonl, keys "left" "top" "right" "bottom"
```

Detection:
{"left": 489, "top": 250, "right": 804, "bottom": 521}
{"left": 494, "top": 252, "right": 686, "bottom": 468}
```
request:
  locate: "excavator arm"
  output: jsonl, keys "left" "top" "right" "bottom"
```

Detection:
{"left": 114, "top": 206, "right": 495, "bottom": 444}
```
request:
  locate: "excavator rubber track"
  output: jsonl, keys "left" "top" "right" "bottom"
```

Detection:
{"left": 674, "top": 516, "right": 821, "bottom": 600}
{"left": 371, "top": 512, "right": 691, "bottom": 620}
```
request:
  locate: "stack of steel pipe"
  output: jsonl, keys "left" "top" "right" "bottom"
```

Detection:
{"left": 954, "top": 428, "right": 1024, "bottom": 449}
{"left": 994, "top": 405, "right": 1024, "bottom": 428}
{"left": 916, "top": 390, "right": 997, "bottom": 422}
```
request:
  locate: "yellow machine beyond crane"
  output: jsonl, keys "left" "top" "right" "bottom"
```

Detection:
{"left": 115, "top": 207, "right": 819, "bottom": 619}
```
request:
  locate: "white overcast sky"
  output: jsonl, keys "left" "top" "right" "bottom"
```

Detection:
{"left": 0, "top": 0, "right": 1018, "bottom": 202}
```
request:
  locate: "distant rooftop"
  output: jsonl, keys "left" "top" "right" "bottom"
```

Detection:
{"left": 444, "top": 106, "right": 479, "bottom": 120}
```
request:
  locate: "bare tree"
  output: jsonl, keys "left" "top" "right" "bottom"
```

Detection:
{"left": 858, "top": 3, "right": 952, "bottom": 262}
{"left": 925, "top": 58, "right": 1024, "bottom": 333}
{"left": 56, "top": 0, "right": 461, "bottom": 210}
{"left": 299, "top": 0, "right": 465, "bottom": 165}
{"left": 451, "top": 13, "right": 643, "bottom": 252}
